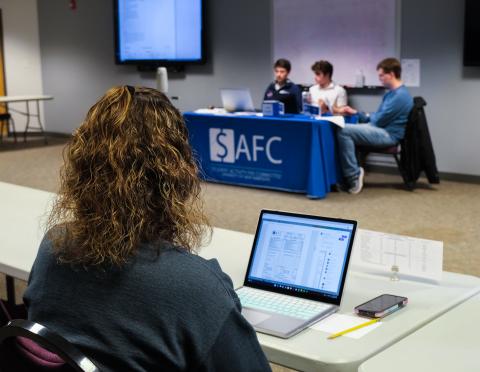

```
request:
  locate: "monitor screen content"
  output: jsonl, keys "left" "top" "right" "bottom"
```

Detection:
{"left": 246, "top": 213, "right": 355, "bottom": 299}
{"left": 116, "top": 0, "right": 203, "bottom": 63}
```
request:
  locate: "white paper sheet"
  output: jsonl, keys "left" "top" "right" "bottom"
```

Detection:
{"left": 311, "top": 313, "right": 382, "bottom": 339}
{"left": 232, "top": 111, "right": 260, "bottom": 116}
{"left": 315, "top": 115, "right": 345, "bottom": 128}
{"left": 194, "top": 108, "right": 227, "bottom": 115}
{"left": 194, "top": 108, "right": 261, "bottom": 116}
{"left": 351, "top": 229, "right": 443, "bottom": 282}
{"left": 401, "top": 59, "right": 421, "bottom": 87}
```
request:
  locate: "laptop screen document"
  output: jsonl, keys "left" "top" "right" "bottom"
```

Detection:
{"left": 245, "top": 211, "right": 355, "bottom": 304}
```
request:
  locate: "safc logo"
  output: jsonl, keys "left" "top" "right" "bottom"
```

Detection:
{"left": 209, "top": 128, "right": 235, "bottom": 163}
{"left": 209, "top": 128, "right": 282, "bottom": 164}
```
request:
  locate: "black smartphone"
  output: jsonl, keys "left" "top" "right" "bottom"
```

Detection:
{"left": 354, "top": 294, "right": 408, "bottom": 318}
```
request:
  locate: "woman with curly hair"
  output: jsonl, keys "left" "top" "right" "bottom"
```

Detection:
{"left": 23, "top": 86, "right": 271, "bottom": 372}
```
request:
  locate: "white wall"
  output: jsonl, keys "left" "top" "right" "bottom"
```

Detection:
{"left": 273, "top": 0, "right": 398, "bottom": 86}
{"left": 0, "top": 0, "right": 44, "bottom": 131}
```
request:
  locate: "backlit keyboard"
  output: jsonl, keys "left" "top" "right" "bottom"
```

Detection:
{"left": 236, "top": 287, "right": 332, "bottom": 320}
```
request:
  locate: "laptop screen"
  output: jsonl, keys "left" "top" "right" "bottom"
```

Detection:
{"left": 220, "top": 88, "right": 255, "bottom": 112}
{"left": 244, "top": 210, "right": 357, "bottom": 305}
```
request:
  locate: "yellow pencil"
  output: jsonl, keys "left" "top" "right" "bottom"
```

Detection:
{"left": 327, "top": 318, "right": 380, "bottom": 339}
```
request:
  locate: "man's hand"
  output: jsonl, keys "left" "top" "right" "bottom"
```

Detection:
{"left": 337, "top": 105, "right": 357, "bottom": 115}
{"left": 333, "top": 105, "right": 346, "bottom": 115}
{"left": 318, "top": 99, "right": 329, "bottom": 113}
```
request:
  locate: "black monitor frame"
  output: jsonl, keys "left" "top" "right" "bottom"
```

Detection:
{"left": 464, "top": 0, "right": 480, "bottom": 66}
{"left": 113, "top": 0, "right": 206, "bottom": 67}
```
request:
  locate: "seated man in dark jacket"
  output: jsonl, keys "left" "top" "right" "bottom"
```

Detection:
{"left": 264, "top": 58, "right": 302, "bottom": 114}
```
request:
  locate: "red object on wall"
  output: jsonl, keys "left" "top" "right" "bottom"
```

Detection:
{"left": 70, "top": 0, "right": 77, "bottom": 10}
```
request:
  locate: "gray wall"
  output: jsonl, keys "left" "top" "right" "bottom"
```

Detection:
{"left": 401, "top": 0, "right": 479, "bottom": 176}
{"left": 38, "top": 0, "right": 480, "bottom": 176}
{"left": 37, "top": 0, "right": 272, "bottom": 131}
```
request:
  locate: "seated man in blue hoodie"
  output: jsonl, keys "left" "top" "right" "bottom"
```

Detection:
{"left": 264, "top": 58, "right": 302, "bottom": 114}
{"left": 336, "top": 58, "right": 413, "bottom": 194}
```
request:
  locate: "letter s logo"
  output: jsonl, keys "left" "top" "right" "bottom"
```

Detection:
{"left": 209, "top": 128, "right": 235, "bottom": 163}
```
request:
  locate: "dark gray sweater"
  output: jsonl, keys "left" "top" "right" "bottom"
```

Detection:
{"left": 23, "top": 234, "right": 271, "bottom": 371}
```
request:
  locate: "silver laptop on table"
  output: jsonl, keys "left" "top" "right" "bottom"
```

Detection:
{"left": 220, "top": 88, "right": 256, "bottom": 113}
{"left": 236, "top": 210, "right": 357, "bottom": 338}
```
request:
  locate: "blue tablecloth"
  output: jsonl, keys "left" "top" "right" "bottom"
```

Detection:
{"left": 184, "top": 112, "right": 339, "bottom": 199}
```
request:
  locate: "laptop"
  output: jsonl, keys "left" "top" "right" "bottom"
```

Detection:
{"left": 236, "top": 210, "right": 357, "bottom": 338}
{"left": 220, "top": 88, "right": 256, "bottom": 113}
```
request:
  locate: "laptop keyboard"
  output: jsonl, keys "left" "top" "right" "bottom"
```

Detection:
{"left": 236, "top": 287, "right": 332, "bottom": 320}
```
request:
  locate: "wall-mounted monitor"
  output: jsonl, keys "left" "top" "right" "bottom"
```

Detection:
{"left": 464, "top": 0, "right": 480, "bottom": 66}
{"left": 114, "top": 0, "right": 205, "bottom": 66}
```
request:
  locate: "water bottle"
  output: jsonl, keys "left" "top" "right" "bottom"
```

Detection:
{"left": 302, "top": 90, "right": 311, "bottom": 114}
{"left": 355, "top": 69, "right": 365, "bottom": 88}
{"left": 156, "top": 67, "right": 169, "bottom": 93}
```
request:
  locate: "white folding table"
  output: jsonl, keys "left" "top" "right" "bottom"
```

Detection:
{"left": 358, "top": 292, "right": 480, "bottom": 372}
{"left": 0, "top": 95, "right": 53, "bottom": 143}
{"left": 201, "top": 228, "right": 480, "bottom": 371}
{"left": 1, "top": 181, "right": 480, "bottom": 372}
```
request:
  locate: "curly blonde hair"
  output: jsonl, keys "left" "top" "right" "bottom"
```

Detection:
{"left": 48, "top": 86, "right": 210, "bottom": 266}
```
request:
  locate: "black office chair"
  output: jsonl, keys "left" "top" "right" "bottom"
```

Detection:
{"left": 356, "top": 97, "right": 429, "bottom": 191}
{"left": 356, "top": 141, "right": 412, "bottom": 189}
{"left": 0, "top": 112, "right": 17, "bottom": 143}
{"left": 0, "top": 319, "right": 99, "bottom": 372}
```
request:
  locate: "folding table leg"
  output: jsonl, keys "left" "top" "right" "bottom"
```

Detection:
{"left": 6, "top": 275, "right": 15, "bottom": 307}
{"left": 36, "top": 100, "right": 48, "bottom": 144}
{"left": 23, "top": 101, "right": 30, "bottom": 142}
{"left": 2, "top": 275, "right": 27, "bottom": 320}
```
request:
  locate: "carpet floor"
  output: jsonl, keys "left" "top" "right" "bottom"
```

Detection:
{"left": 1, "top": 137, "right": 479, "bottom": 371}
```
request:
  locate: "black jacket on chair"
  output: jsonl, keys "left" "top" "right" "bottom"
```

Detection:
{"left": 400, "top": 96, "right": 440, "bottom": 187}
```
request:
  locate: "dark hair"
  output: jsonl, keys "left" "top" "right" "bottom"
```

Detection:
{"left": 274, "top": 58, "right": 291, "bottom": 72}
{"left": 311, "top": 60, "right": 333, "bottom": 78}
{"left": 48, "top": 86, "right": 210, "bottom": 266}
{"left": 377, "top": 58, "right": 402, "bottom": 78}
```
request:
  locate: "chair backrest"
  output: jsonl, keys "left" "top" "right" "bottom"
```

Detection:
{"left": 0, "top": 319, "right": 99, "bottom": 372}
